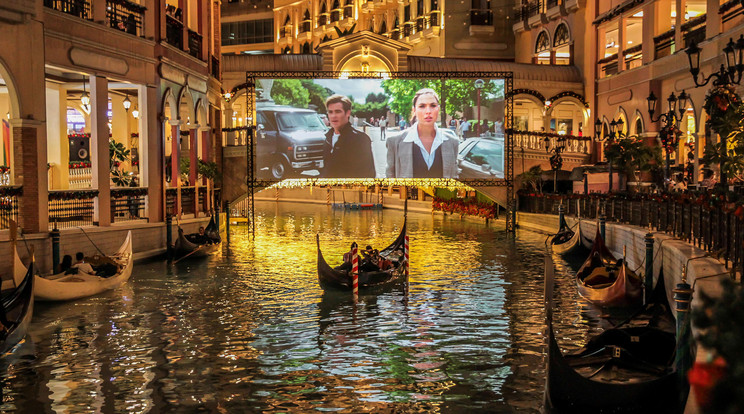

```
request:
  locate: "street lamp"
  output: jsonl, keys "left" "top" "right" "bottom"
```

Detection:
{"left": 595, "top": 117, "right": 624, "bottom": 192}
{"left": 474, "top": 79, "right": 484, "bottom": 136}
{"left": 686, "top": 35, "right": 744, "bottom": 87}
{"left": 123, "top": 94, "right": 131, "bottom": 112}
{"left": 647, "top": 90, "right": 688, "bottom": 184}
{"left": 686, "top": 36, "right": 744, "bottom": 187}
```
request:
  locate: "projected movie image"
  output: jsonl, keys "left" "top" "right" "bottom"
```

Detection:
{"left": 253, "top": 77, "right": 505, "bottom": 180}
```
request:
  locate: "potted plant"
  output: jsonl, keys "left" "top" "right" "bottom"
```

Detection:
{"left": 604, "top": 135, "right": 660, "bottom": 191}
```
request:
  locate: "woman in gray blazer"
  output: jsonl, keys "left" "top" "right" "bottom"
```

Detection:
{"left": 386, "top": 88, "right": 460, "bottom": 178}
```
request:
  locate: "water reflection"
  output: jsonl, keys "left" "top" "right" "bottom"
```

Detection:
{"left": 1, "top": 201, "right": 600, "bottom": 413}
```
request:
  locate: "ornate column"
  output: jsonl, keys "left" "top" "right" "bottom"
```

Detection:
{"left": 170, "top": 119, "right": 181, "bottom": 217}
{"left": 141, "top": 85, "right": 163, "bottom": 222}
{"left": 189, "top": 125, "right": 199, "bottom": 215}
{"left": 11, "top": 118, "right": 47, "bottom": 233}
{"left": 90, "top": 75, "right": 111, "bottom": 227}
{"left": 200, "top": 125, "right": 211, "bottom": 213}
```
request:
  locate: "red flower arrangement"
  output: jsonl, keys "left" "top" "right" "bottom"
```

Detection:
{"left": 432, "top": 197, "right": 499, "bottom": 219}
{"left": 69, "top": 161, "right": 92, "bottom": 169}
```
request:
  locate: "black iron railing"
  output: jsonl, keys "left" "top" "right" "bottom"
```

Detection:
{"left": 0, "top": 186, "right": 21, "bottom": 230}
{"left": 519, "top": 192, "right": 744, "bottom": 278}
{"left": 48, "top": 190, "right": 97, "bottom": 229}
{"left": 527, "top": 0, "right": 543, "bottom": 17}
{"left": 343, "top": 5, "right": 353, "bottom": 18}
{"left": 598, "top": 53, "right": 618, "bottom": 77}
{"left": 547, "top": 0, "right": 560, "bottom": 9}
{"left": 513, "top": 5, "right": 528, "bottom": 23}
{"left": 188, "top": 29, "right": 202, "bottom": 59}
{"left": 106, "top": 0, "right": 145, "bottom": 37}
{"left": 624, "top": 43, "right": 643, "bottom": 70}
{"left": 166, "top": 15, "right": 183, "bottom": 49}
{"left": 111, "top": 187, "right": 147, "bottom": 223}
{"left": 44, "top": 0, "right": 91, "bottom": 19}
{"left": 331, "top": 9, "right": 341, "bottom": 22}
{"left": 318, "top": 13, "right": 328, "bottom": 26}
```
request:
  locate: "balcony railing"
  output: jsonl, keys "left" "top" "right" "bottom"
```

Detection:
{"left": 48, "top": 189, "right": 97, "bottom": 229}
{"left": 279, "top": 25, "right": 292, "bottom": 38}
{"left": 623, "top": 43, "right": 643, "bottom": 70}
{"left": 513, "top": 5, "right": 528, "bottom": 23}
{"left": 166, "top": 188, "right": 177, "bottom": 216}
{"left": 300, "top": 20, "right": 311, "bottom": 33}
{"left": 519, "top": 192, "right": 744, "bottom": 278}
{"left": 331, "top": 9, "right": 341, "bottom": 22}
{"left": 188, "top": 29, "right": 202, "bottom": 59}
{"left": 402, "top": 23, "right": 413, "bottom": 37}
{"left": 654, "top": 29, "right": 674, "bottom": 59}
{"left": 721, "top": 0, "right": 744, "bottom": 27}
{"left": 470, "top": 9, "right": 493, "bottom": 26}
{"left": 318, "top": 13, "right": 328, "bottom": 26}
{"left": 343, "top": 5, "right": 353, "bottom": 18}
{"left": 111, "top": 187, "right": 147, "bottom": 223}
{"left": 546, "top": 0, "right": 560, "bottom": 9}
{"left": 681, "top": 14, "right": 706, "bottom": 49}
{"left": 598, "top": 53, "right": 618, "bottom": 77}
{"left": 527, "top": 0, "right": 543, "bottom": 17}
{"left": 0, "top": 186, "right": 21, "bottom": 230}
{"left": 106, "top": 0, "right": 145, "bottom": 37}
{"left": 512, "top": 130, "right": 592, "bottom": 154}
{"left": 166, "top": 15, "right": 183, "bottom": 49}
{"left": 181, "top": 186, "right": 196, "bottom": 215}
{"left": 44, "top": 0, "right": 91, "bottom": 20}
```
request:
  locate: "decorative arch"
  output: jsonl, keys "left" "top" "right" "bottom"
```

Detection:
{"left": 505, "top": 88, "right": 545, "bottom": 103}
{"left": 631, "top": 110, "right": 645, "bottom": 135}
{"left": 161, "top": 87, "right": 178, "bottom": 121}
{"left": 195, "top": 98, "right": 209, "bottom": 126}
{"left": 535, "top": 30, "right": 550, "bottom": 53}
{"left": 337, "top": 50, "right": 394, "bottom": 72}
{"left": 177, "top": 86, "right": 196, "bottom": 124}
{"left": 553, "top": 22, "right": 570, "bottom": 47}
{"left": 0, "top": 57, "right": 21, "bottom": 119}
{"left": 614, "top": 107, "right": 629, "bottom": 135}
{"left": 283, "top": 14, "right": 291, "bottom": 25}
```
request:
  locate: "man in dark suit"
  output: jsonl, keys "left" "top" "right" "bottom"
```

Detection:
{"left": 322, "top": 95, "right": 375, "bottom": 178}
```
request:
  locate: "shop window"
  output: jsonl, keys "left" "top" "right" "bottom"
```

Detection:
{"left": 535, "top": 31, "right": 550, "bottom": 65}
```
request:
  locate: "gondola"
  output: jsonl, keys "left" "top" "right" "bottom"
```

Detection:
{"left": 575, "top": 228, "right": 642, "bottom": 307}
{"left": 30, "top": 231, "right": 133, "bottom": 301}
{"left": 551, "top": 215, "right": 583, "bottom": 256}
{"left": 172, "top": 215, "right": 221, "bottom": 261}
{"left": 316, "top": 221, "right": 407, "bottom": 291}
{"left": 0, "top": 256, "right": 35, "bottom": 354}
{"left": 544, "top": 254, "right": 679, "bottom": 413}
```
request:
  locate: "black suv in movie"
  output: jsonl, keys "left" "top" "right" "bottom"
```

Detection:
{"left": 255, "top": 105, "right": 327, "bottom": 179}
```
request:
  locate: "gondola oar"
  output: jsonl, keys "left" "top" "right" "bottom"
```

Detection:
{"left": 174, "top": 244, "right": 204, "bottom": 264}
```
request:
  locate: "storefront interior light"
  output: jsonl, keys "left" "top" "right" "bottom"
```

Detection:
{"left": 132, "top": 106, "right": 139, "bottom": 119}
{"left": 123, "top": 95, "right": 132, "bottom": 112}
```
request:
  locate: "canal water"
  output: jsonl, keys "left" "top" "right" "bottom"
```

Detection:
{"left": 2, "top": 202, "right": 603, "bottom": 413}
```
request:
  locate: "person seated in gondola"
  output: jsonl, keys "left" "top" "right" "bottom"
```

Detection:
{"left": 187, "top": 226, "right": 213, "bottom": 245}
{"left": 71, "top": 252, "right": 95, "bottom": 274}
{"left": 375, "top": 250, "right": 393, "bottom": 271}
{"left": 338, "top": 242, "right": 358, "bottom": 272}
{"left": 360, "top": 249, "right": 381, "bottom": 272}
{"left": 60, "top": 255, "right": 73, "bottom": 274}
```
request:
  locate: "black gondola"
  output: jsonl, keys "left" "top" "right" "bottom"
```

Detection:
{"left": 316, "top": 221, "right": 407, "bottom": 291}
{"left": 172, "top": 215, "right": 222, "bottom": 261}
{"left": 0, "top": 259, "right": 35, "bottom": 355}
{"left": 544, "top": 254, "right": 680, "bottom": 413}
{"left": 551, "top": 214, "right": 583, "bottom": 256}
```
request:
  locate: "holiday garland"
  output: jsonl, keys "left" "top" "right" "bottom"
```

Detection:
{"left": 111, "top": 187, "right": 148, "bottom": 198}
{"left": 0, "top": 186, "right": 22, "bottom": 197}
{"left": 48, "top": 189, "right": 99, "bottom": 201}
{"left": 658, "top": 123, "right": 683, "bottom": 154}
{"left": 222, "top": 126, "right": 253, "bottom": 132}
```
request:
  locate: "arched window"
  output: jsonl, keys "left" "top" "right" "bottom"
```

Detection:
{"left": 535, "top": 31, "right": 550, "bottom": 65}
{"left": 301, "top": 42, "right": 311, "bottom": 54}
{"left": 634, "top": 117, "right": 644, "bottom": 135}
{"left": 283, "top": 15, "right": 290, "bottom": 26}
{"left": 320, "top": 2, "right": 327, "bottom": 13}
{"left": 553, "top": 23, "right": 571, "bottom": 65}
{"left": 303, "top": 10, "right": 310, "bottom": 20}
{"left": 553, "top": 23, "right": 569, "bottom": 47}
{"left": 380, "top": 19, "right": 387, "bottom": 34}
{"left": 282, "top": 46, "right": 291, "bottom": 54}
{"left": 332, "top": 0, "right": 340, "bottom": 9}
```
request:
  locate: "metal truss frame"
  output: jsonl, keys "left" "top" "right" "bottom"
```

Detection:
{"left": 242, "top": 70, "right": 515, "bottom": 234}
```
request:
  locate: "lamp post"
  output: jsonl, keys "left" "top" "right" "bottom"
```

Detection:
{"left": 647, "top": 90, "right": 689, "bottom": 185}
{"left": 685, "top": 35, "right": 744, "bottom": 188}
{"left": 595, "top": 117, "right": 624, "bottom": 193}
{"left": 474, "top": 79, "right": 484, "bottom": 136}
